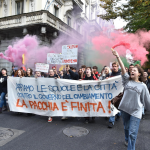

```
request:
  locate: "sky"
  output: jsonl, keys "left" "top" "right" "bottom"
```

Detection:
{"left": 113, "top": 0, "right": 128, "bottom": 29}
{"left": 114, "top": 17, "right": 128, "bottom": 29}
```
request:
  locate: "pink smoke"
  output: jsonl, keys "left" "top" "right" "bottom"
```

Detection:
{"left": 0, "top": 33, "right": 84, "bottom": 68}
{"left": 92, "top": 30, "right": 150, "bottom": 65}
{"left": 0, "top": 35, "right": 38, "bottom": 66}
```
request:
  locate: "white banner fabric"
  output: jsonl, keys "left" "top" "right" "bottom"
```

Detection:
{"left": 8, "top": 76, "right": 123, "bottom": 117}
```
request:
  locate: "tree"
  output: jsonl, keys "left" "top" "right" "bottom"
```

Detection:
{"left": 99, "top": 0, "right": 150, "bottom": 69}
{"left": 98, "top": 0, "right": 150, "bottom": 33}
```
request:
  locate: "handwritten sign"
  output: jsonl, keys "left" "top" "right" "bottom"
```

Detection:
{"left": 35, "top": 63, "right": 49, "bottom": 73}
{"left": 62, "top": 44, "right": 78, "bottom": 64}
{"left": 47, "top": 53, "right": 64, "bottom": 64}
{"left": 8, "top": 76, "right": 123, "bottom": 116}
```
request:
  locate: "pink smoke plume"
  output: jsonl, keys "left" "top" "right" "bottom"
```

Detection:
{"left": 0, "top": 33, "right": 84, "bottom": 68}
{"left": 92, "top": 30, "right": 150, "bottom": 65}
{"left": 0, "top": 26, "right": 150, "bottom": 68}
{"left": 0, "top": 35, "right": 38, "bottom": 66}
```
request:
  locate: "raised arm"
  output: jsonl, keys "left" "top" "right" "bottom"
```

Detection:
{"left": 112, "top": 49, "right": 126, "bottom": 75}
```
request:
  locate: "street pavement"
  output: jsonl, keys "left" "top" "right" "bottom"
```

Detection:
{"left": 0, "top": 111, "right": 150, "bottom": 150}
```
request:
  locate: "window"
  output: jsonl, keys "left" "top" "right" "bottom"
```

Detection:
{"left": 67, "top": 16, "right": 71, "bottom": 26}
{"left": 15, "top": 0, "right": 23, "bottom": 15}
{"left": 54, "top": 6, "right": 59, "bottom": 17}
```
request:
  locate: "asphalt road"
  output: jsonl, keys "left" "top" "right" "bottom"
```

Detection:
{"left": 0, "top": 111, "right": 150, "bottom": 150}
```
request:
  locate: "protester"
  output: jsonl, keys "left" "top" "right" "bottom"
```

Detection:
{"left": 20, "top": 67, "right": 26, "bottom": 74}
{"left": 82, "top": 67, "right": 97, "bottom": 124}
{"left": 108, "top": 62, "right": 121, "bottom": 128}
{"left": 14, "top": 69, "right": 24, "bottom": 77}
{"left": 35, "top": 71, "right": 41, "bottom": 78}
{"left": 81, "top": 65, "right": 86, "bottom": 79}
{"left": 142, "top": 71, "right": 150, "bottom": 119}
{"left": 69, "top": 66, "right": 79, "bottom": 80}
{"left": 25, "top": 68, "right": 34, "bottom": 77}
{"left": 143, "top": 72, "right": 150, "bottom": 92}
{"left": 48, "top": 69, "right": 59, "bottom": 78}
{"left": 0, "top": 68, "right": 8, "bottom": 113}
{"left": 147, "top": 68, "right": 150, "bottom": 79}
{"left": 63, "top": 65, "right": 70, "bottom": 79}
{"left": 100, "top": 66, "right": 111, "bottom": 80}
{"left": 128, "top": 64, "right": 134, "bottom": 75}
{"left": 59, "top": 70, "right": 64, "bottom": 79}
{"left": 11, "top": 66, "right": 16, "bottom": 76}
{"left": 47, "top": 69, "right": 58, "bottom": 122}
{"left": 112, "top": 49, "right": 150, "bottom": 150}
{"left": 78, "top": 68, "right": 82, "bottom": 79}
{"left": 52, "top": 66, "right": 59, "bottom": 78}
{"left": 61, "top": 66, "right": 79, "bottom": 120}
{"left": 92, "top": 66, "right": 100, "bottom": 79}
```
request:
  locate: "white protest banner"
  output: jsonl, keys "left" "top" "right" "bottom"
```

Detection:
{"left": 35, "top": 63, "right": 49, "bottom": 73}
{"left": 62, "top": 44, "right": 78, "bottom": 64}
{"left": 47, "top": 53, "right": 64, "bottom": 64}
{"left": 8, "top": 76, "right": 123, "bottom": 117}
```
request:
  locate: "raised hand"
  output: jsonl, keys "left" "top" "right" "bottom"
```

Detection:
{"left": 112, "top": 49, "right": 119, "bottom": 57}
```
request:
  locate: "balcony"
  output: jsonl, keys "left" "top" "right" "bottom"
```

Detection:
{"left": 73, "top": 0, "right": 83, "bottom": 10}
{"left": 0, "top": 10, "right": 81, "bottom": 38}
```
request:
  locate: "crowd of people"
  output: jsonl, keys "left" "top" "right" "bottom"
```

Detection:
{"left": 0, "top": 50, "right": 150, "bottom": 150}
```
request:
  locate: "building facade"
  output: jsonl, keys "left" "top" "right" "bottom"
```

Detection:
{"left": 0, "top": 0, "right": 108, "bottom": 74}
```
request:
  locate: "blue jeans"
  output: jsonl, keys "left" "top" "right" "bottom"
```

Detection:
{"left": 0, "top": 92, "right": 7, "bottom": 108}
{"left": 121, "top": 111, "right": 141, "bottom": 150}
{"left": 109, "top": 112, "right": 121, "bottom": 125}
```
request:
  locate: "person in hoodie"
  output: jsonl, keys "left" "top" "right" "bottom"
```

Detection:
{"left": 82, "top": 67, "right": 97, "bottom": 123}
{"left": 108, "top": 62, "right": 121, "bottom": 128}
{"left": 65, "top": 65, "right": 79, "bottom": 80}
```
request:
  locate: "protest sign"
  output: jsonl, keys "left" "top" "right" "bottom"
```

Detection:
{"left": 47, "top": 53, "right": 64, "bottom": 64}
{"left": 8, "top": 76, "right": 123, "bottom": 117}
{"left": 62, "top": 44, "right": 78, "bottom": 64}
{"left": 35, "top": 63, "right": 49, "bottom": 73}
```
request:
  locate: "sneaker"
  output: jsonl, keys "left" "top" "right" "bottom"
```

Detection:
{"left": 85, "top": 119, "right": 89, "bottom": 124}
{"left": 61, "top": 117, "right": 68, "bottom": 120}
{"left": 108, "top": 122, "right": 114, "bottom": 128}
{"left": 48, "top": 117, "right": 53, "bottom": 122}
{"left": 124, "top": 141, "right": 128, "bottom": 147}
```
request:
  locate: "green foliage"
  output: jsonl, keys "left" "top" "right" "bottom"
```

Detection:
{"left": 99, "top": 0, "right": 150, "bottom": 32}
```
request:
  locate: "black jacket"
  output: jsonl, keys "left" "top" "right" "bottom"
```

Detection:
{"left": 63, "top": 73, "right": 71, "bottom": 79}
{"left": 110, "top": 70, "right": 121, "bottom": 77}
{"left": 69, "top": 69, "right": 79, "bottom": 80}
{"left": 0, "top": 75, "right": 7, "bottom": 93}
{"left": 143, "top": 79, "right": 150, "bottom": 93}
{"left": 83, "top": 74, "right": 97, "bottom": 80}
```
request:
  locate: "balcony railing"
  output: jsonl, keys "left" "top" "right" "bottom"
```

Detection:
{"left": 0, "top": 10, "right": 81, "bottom": 38}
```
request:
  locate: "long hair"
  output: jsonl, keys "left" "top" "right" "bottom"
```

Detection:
{"left": 14, "top": 69, "right": 24, "bottom": 77}
{"left": 25, "top": 68, "right": 33, "bottom": 77}
{"left": 105, "top": 66, "right": 112, "bottom": 74}
{"left": 129, "top": 66, "right": 144, "bottom": 82}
